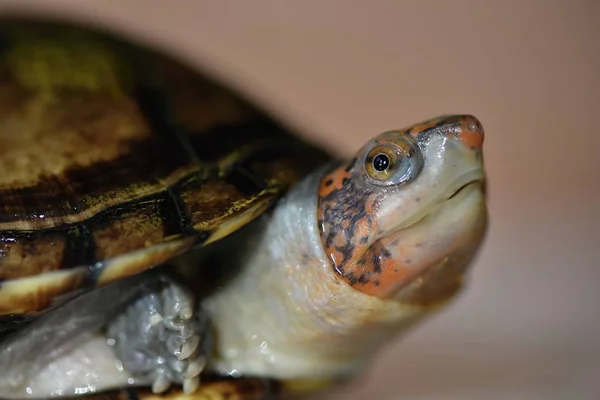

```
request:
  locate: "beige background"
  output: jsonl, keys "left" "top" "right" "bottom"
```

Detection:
{"left": 0, "top": 1, "right": 598, "bottom": 399}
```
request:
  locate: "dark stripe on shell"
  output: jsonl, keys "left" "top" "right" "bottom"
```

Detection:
{"left": 188, "top": 118, "right": 294, "bottom": 164}
{"left": 62, "top": 225, "right": 96, "bottom": 269}
{"left": 132, "top": 63, "right": 202, "bottom": 166}
{"left": 1, "top": 182, "right": 195, "bottom": 281}
{"left": 83, "top": 261, "right": 107, "bottom": 288}
{"left": 0, "top": 18, "right": 332, "bottom": 328}
{"left": 0, "top": 136, "right": 313, "bottom": 281}
{"left": 0, "top": 136, "right": 198, "bottom": 230}
{"left": 163, "top": 186, "right": 196, "bottom": 236}
{"left": 225, "top": 163, "right": 268, "bottom": 197}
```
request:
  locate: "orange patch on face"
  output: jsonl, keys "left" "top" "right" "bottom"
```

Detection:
{"left": 318, "top": 167, "right": 351, "bottom": 199}
{"left": 458, "top": 130, "right": 484, "bottom": 149}
{"left": 447, "top": 115, "right": 485, "bottom": 149}
{"left": 318, "top": 162, "right": 384, "bottom": 286}
{"left": 318, "top": 162, "right": 380, "bottom": 271}
{"left": 317, "top": 114, "right": 485, "bottom": 300}
{"left": 352, "top": 257, "right": 415, "bottom": 297}
{"left": 406, "top": 119, "right": 443, "bottom": 139}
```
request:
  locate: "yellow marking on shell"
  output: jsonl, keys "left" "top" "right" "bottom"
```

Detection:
{"left": 73, "top": 164, "right": 199, "bottom": 216}
{"left": 0, "top": 166, "right": 201, "bottom": 232}
{"left": 0, "top": 65, "right": 151, "bottom": 194}
{"left": 192, "top": 187, "right": 279, "bottom": 231}
{"left": 202, "top": 190, "right": 279, "bottom": 245}
{"left": 4, "top": 32, "right": 130, "bottom": 167}
{"left": 0, "top": 232, "right": 67, "bottom": 279}
{"left": 92, "top": 201, "right": 173, "bottom": 261}
{"left": 0, "top": 269, "right": 86, "bottom": 315}
{"left": 96, "top": 238, "right": 196, "bottom": 286}
{"left": 5, "top": 32, "right": 130, "bottom": 98}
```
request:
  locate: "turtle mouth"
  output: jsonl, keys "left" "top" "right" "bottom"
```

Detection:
{"left": 389, "top": 176, "right": 487, "bottom": 301}
{"left": 366, "top": 171, "right": 486, "bottom": 300}
{"left": 443, "top": 179, "right": 483, "bottom": 206}
{"left": 385, "top": 170, "right": 484, "bottom": 234}
{"left": 447, "top": 181, "right": 475, "bottom": 200}
{"left": 425, "top": 170, "right": 484, "bottom": 219}
{"left": 443, "top": 170, "right": 485, "bottom": 202}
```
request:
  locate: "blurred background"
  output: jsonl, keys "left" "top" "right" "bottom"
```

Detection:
{"left": 0, "top": 1, "right": 597, "bottom": 399}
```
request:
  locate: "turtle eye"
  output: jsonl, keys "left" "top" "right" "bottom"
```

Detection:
{"left": 363, "top": 137, "right": 422, "bottom": 186}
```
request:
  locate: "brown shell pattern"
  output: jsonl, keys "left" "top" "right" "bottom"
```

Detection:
{"left": 0, "top": 17, "right": 330, "bottom": 399}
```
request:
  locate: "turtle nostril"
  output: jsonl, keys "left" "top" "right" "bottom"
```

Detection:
{"left": 457, "top": 115, "right": 484, "bottom": 150}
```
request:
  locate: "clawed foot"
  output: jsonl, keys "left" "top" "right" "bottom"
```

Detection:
{"left": 106, "top": 275, "right": 212, "bottom": 394}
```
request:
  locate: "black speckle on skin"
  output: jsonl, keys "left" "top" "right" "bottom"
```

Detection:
{"left": 324, "top": 179, "right": 370, "bottom": 268}
{"left": 415, "top": 196, "right": 421, "bottom": 202}
{"left": 324, "top": 178, "right": 333, "bottom": 187}
{"left": 374, "top": 280, "right": 380, "bottom": 287}
{"left": 320, "top": 173, "right": 382, "bottom": 286}
{"left": 416, "top": 127, "right": 436, "bottom": 143}
{"left": 371, "top": 252, "right": 382, "bottom": 273}
{"left": 380, "top": 247, "right": 392, "bottom": 259}
{"left": 405, "top": 258, "right": 411, "bottom": 264}
{"left": 358, "top": 273, "right": 370, "bottom": 284}
{"left": 393, "top": 268, "right": 399, "bottom": 273}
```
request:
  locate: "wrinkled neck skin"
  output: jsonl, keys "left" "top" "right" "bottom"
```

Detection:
{"left": 202, "top": 168, "right": 430, "bottom": 380}
{"left": 204, "top": 113, "right": 488, "bottom": 381}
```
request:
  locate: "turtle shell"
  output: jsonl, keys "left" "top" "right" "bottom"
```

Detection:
{"left": 0, "top": 17, "right": 329, "bottom": 351}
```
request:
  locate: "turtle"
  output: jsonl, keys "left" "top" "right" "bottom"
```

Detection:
{"left": 0, "top": 17, "right": 488, "bottom": 400}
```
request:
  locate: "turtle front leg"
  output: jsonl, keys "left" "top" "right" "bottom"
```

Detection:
{"left": 106, "top": 274, "right": 212, "bottom": 394}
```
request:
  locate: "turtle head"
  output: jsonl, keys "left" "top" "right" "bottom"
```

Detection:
{"left": 317, "top": 115, "right": 487, "bottom": 304}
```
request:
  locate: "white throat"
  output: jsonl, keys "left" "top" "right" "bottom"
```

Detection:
{"left": 202, "top": 168, "right": 428, "bottom": 380}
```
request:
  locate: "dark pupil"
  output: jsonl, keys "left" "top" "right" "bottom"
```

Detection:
{"left": 372, "top": 153, "right": 390, "bottom": 172}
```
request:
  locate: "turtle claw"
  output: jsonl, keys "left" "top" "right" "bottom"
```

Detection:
{"left": 183, "top": 376, "right": 200, "bottom": 394}
{"left": 152, "top": 373, "right": 171, "bottom": 394}
{"left": 178, "top": 335, "right": 200, "bottom": 361}
{"left": 106, "top": 274, "right": 212, "bottom": 394}
{"left": 185, "top": 357, "right": 207, "bottom": 379}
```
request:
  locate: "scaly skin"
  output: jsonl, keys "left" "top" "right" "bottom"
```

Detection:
{"left": 203, "top": 114, "right": 487, "bottom": 383}
{"left": 318, "top": 114, "right": 485, "bottom": 299}
{"left": 0, "top": 115, "right": 487, "bottom": 399}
